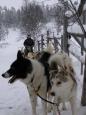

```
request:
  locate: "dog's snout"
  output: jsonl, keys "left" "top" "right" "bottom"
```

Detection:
{"left": 50, "top": 92, "right": 55, "bottom": 96}
{"left": 2, "top": 72, "right": 10, "bottom": 78}
{"left": 2, "top": 73, "right": 5, "bottom": 77}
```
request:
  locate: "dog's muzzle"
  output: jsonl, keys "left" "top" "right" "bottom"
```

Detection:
{"left": 2, "top": 72, "right": 16, "bottom": 84}
{"left": 8, "top": 76, "right": 16, "bottom": 83}
{"left": 2, "top": 72, "right": 10, "bottom": 78}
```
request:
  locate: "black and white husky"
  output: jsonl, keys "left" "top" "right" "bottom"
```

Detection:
{"left": 2, "top": 50, "right": 52, "bottom": 115}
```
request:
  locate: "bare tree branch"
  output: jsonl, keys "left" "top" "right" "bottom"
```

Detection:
{"left": 69, "top": 0, "right": 86, "bottom": 19}
{"left": 77, "top": 0, "right": 86, "bottom": 17}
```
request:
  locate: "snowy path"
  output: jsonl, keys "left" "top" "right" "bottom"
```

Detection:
{"left": 0, "top": 28, "right": 86, "bottom": 115}
{"left": 0, "top": 29, "right": 31, "bottom": 115}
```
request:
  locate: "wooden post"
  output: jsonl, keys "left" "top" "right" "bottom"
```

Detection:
{"left": 81, "top": 54, "right": 86, "bottom": 106}
{"left": 54, "top": 38, "right": 58, "bottom": 53}
{"left": 53, "top": 32, "right": 54, "bottom": 38}
{"left": 61, "top": 35, "right": 63, "bottom": 51}
{"left": 41, "top": 34, "right": 44, "bottom": 51}
{"left": 47, "top": 30, "right": 49, "bottom": 46}
{"left": 63, "top": 15, "right": 69, "bottom": 54}
{"left": 62, "top": 0, "right": 69, "bottom": 54}
{"left": 81, "top": 37, "right": 84, "bottom": 74}
{"left": 54, "top": 37, "right": 56, "bottom": 52}
{"left": 37, "top": 41, "right": 40, "bottom": 52}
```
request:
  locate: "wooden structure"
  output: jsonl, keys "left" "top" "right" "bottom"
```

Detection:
{"left": 81, "top": 54, "right": 86, "bottom": 106}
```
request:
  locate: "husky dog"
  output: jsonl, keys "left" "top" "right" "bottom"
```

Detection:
{"left": 2, "top": 42, "right": 54, "bottom": 115}
{"left": 49, "top": 51, "right": 73, "bottom": 73}
{"left": 20, "top": 47, "right": 41, "bottom": 59}
{"left": 49, "top": 52, "right": 77, "bottom": 115}
{"left": 25, "top": 52, "right": 41, "bottom": 59}
{"left": 2, "top": 50, "right": 52, "bottom": 115}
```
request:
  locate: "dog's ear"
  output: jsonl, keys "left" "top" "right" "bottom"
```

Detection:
{"left": 17, "top": 50, "right": 23, "bottom": 60}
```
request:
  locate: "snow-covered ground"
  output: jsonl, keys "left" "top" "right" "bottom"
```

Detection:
{"left": 0, "top": 25, "right": 86, "bottom": 115}
{"left": 0, "top": 28, "right": 31, "bottom": 115}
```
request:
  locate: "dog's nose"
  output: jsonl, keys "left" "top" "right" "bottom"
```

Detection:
{"left": 50, "top": 92, "right": 55, "bottom": 96}
{"left": 2, "top": 73, "right": 5, "bottom": 77}
{"left": 2, "top": 72, "right": 9, "bottom": 78}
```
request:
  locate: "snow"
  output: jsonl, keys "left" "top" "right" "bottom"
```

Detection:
{"left": 0, "top": 23, "right": 86, "bottom": 115}
{"left": 0, "top": 28, "right": 31, "bottom": 115}
{"left": 65, "top": 11, "right": 73, "bottom": 17}
{"left": 68, "top": 23, "right": 86, "bottom": 34}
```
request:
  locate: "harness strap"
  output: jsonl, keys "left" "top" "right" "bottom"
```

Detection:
{"left": 37, "top": 92, "right": 61, "bottom": 115}
{"left": 29, "top": 75, "right": 61, "bottom": 114}
{"left": 32, "top": 85, "right": 61, "bottom": 115}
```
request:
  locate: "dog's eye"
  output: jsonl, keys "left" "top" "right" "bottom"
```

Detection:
{"left": 56, "top": 81, "right": 61, "bottom": 85}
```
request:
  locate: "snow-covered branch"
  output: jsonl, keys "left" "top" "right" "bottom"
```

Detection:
{"left": 77, "top": 0, "right": 86, "bottom": 17}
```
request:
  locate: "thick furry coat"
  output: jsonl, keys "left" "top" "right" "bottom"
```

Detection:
{"left": 48, "top": 51, "right": 77, "bottom": 115}
{"left": 2, "top": 50, "right": 51, "bottom": 115}
{"left": 2, "top": 45, "right": 77, "bottom": 115}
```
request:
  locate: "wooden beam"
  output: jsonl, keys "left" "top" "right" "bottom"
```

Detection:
{"left": 69, "top": 32, "right": 85, "bottom": 38}
{"left": 81, "top": 37, "right": 84, "bottom": 74}
{"left": 81, "top": 54, "right": 86, "bottom": 106}
{"left": 63, "top": 16, "right": 69, "bottom": 53}
{"left": 71, "top": 34, "right": 86, "bottom": 51}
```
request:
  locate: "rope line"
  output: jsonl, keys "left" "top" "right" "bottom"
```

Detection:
{"left": 31, "top": 83, "right": 61, "bottom": 115}
{"left": 37, "top": 93, "right": 61, "bottom": 115}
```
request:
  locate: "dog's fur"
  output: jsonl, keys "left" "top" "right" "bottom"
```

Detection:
{"left": 2, "top": 48, "right": 52, "bottom": 115}
{"left": 27, "top": 42, "right": 54, "bottom": 60}
{"left": 49, "top": 51, "right": 77, "bottom": 115}
{"left": 2, "top": 42, "right": 54, "bottom": 115}
{"left": 2, "top": 44, "right": 77, "bottom": 115}
{"left": 49, "top": 51, "right": 73, "bottom": 72}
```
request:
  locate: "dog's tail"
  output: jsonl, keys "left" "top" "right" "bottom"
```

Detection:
{"left": 44, "top": 41, "right": 54, "bottom": 54}
{"left": 49, "top": 51, "right": 73, "bottom": 70}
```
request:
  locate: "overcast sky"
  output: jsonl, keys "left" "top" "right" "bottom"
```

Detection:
{"left": 0, "top": 0, "right": 54, "bottom": 9}
{"left": 0, "top": 0, "right": 23, "bottom": 9}
{"left": 0, "top": 0, "right": 79, "bottom": 9}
